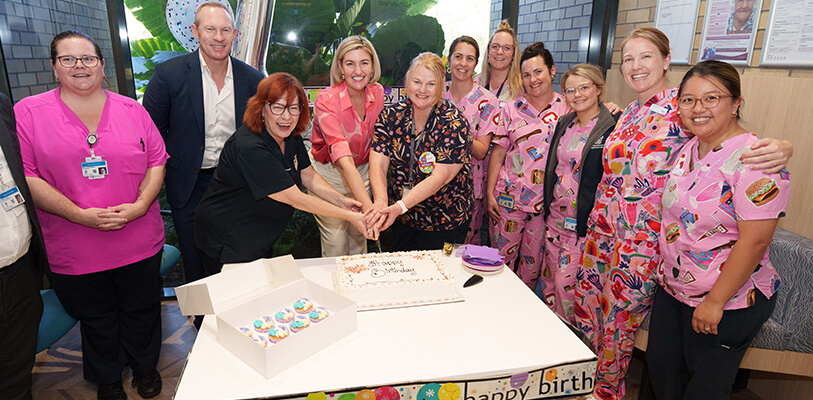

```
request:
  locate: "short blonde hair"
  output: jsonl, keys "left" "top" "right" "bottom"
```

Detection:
{"left": 329, "top": 36, "right": 381, "bottom": 86}
{"left": 194, "top": 1, "right": 234, "bottom": 27}
{"left": 560, "top": 63, "right": 607, "bottom": 102}
{"left": 406, "top": 52, "right": 445, "bottom": 106}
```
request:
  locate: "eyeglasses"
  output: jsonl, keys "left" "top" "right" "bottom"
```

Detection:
{"left": 677, "top": 95, "right": 731, "bottom": 109}
{"left": 489, "top": 44, "right": 514, "bottom": 53}
{"left": 267, "top": 103, "right": 303, "bottom": 116}
{"left": 564, "top": 83, "right": 595, "bottom": 97}
{"left": 56, "top": 55, "right": 101, "bottom": 68}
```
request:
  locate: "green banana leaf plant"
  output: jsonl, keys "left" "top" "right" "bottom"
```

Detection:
{"left": 125, "top": 0, "right": 442, "bottom": 91}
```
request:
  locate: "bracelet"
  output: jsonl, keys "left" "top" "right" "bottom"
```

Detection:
{"left": 397, "top": 200, "right": 408, "bottom": 215}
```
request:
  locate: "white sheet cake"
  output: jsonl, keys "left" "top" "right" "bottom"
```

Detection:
{"left": 334, "top": 250, "right": 459, "bottom": 309}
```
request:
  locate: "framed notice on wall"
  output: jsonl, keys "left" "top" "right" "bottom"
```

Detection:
{"left": 761, "top": 0, "right": 813, "bottom": 67}
{"left": 655, "top": 0, "right": 702, "bottom": 64}
{"left": 699, "top": 0, "right": 763, "bottom": 65}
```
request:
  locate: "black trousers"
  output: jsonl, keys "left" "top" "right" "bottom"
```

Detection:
{"left": 646, "top": 285, "right": 775, "bottom": 400}
{"left": 49, "top": 251, "right": 162, "bottom": 384}
{"left": 0, "top": 250, "right": 42, "bottom": 400}
{"left": 392, "top": 220, "right": 469, "bottom": 251}
{"left": 171, "top": 172, "right": 213, "bottom": 284}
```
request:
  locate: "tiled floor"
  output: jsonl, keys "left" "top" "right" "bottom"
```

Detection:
{"left": 30, "top": 300, "right": 763, "bottom": 399}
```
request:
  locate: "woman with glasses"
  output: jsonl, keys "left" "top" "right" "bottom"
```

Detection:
{"left": 647, "top": 59, "right": 789, "bottom": 400}
{"left": 443, "top": 36, "right": 502, "bottom": 245}
{"left": 194, "top": 73, "right": 372, "bottom": 271}
{"left": 15, "top": 31, "right": 167, "bottom": 399}
{"left": 367, "top": 52, "right": 473, "bottom": 250}
{"left": 477, "top": 20, "right": 523, "bottom": 101}
{"left": 541, "top": 64, "right": 619, "bottom": 323}
{"left": 576, "top": 28, "right": 792, "bottom": 400}
{"left": 309, "top": 36, "right": 384, "bottom": 256}
{"left": 486, "top": 42, "right": 568, "bottom": 290}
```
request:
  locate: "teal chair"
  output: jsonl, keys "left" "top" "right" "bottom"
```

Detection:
{"left": 160, "top": 244, "right": 181, "bottom": 277}
{"left": 36, "top": 289, "right": 78, "bottom": 353}
{"left": 36, "top": 244, "right": 181, "bottom": 353}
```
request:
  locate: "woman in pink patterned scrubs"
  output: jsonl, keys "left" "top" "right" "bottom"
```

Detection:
{"left": 575, "top": 28, "right": 792, "bottom": 400}
{"left": 486, "top": 42, "right": 569, "bottom": 290}
{"left": 647, "top": 60, "right": 789, "bottom": 400}
{"left": 542, "top": 64, "right": 619, "bottom": 323}
{"left": 443, "top": 36, "right": 502, "bottom": 245}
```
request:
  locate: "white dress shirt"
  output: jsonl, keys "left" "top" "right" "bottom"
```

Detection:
{"left": 199, "top": 52, "right": 236, "bottom": 169}
{"left": 0, "top": 145, "right": 32, "bottom": 268}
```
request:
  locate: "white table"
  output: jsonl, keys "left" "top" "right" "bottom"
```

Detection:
{"left": 174, "top": 254, "right": 597, "bottom": 399}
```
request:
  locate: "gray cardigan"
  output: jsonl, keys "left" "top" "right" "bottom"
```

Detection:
{"left": 543, "top": 104, "right": 619, "bottom": 237}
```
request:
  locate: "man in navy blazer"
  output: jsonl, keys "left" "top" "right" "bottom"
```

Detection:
{"left": 0, "top": 91, "right": 48, "bottom": 400}
{"left": 143, "top": 2, "right": 263, "bottom": 297}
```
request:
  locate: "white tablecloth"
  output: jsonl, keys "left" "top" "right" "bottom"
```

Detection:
{"left": 174, "top": 254, "right": 596, "bottom": 399}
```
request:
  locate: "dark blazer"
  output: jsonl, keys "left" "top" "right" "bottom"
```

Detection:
{"left": 543, "top": 104, "right": 620, "bottom": 237}
{"left": 142, "top": 50, "right": 263, "bottom": 209}
{"left": 0, "top": 92, "right": 48, "bottom": 272}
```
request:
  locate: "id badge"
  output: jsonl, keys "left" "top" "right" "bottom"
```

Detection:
{"left": 0, "top": 186, "right": 24, "bottom": 211}
{"left": 402, "top": 184, "right": 413, "bottom": 198}
{"left": 81, "top": 156, "right": 108, "bottom": 180}
{"left": 564, "top": 217, "right": 577, "bottom": 231}
{"left": 497, "top": 193, "right": 515, "bottom": 209}
{"left": 650, "top": 104, "right": 668, "bottom": 115}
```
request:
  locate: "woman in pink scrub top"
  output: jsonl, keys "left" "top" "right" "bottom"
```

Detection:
{"left": 15, "top": 31, "right": 167, "bottom": 398}
{"left": 444, "top": 36, "right": 502, "bottom": 245}
{"left": 310, "top": 36, "right": 384, "bottom": 256}
{"left": 648, "top": 60, "right": 789, "bottom": 400}
{"left": 576, "top": 28, "right": 793, "bottom": 400}
{"left": 486, "top": 42, "right": 569, "bottom": 290}
{"left": 542, "top": 63, "right": 620, "bottom": 323}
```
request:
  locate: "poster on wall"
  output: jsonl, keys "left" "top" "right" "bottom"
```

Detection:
{"left": 654, "top": 0, "right": 702, "bottom": 64}
{"left": 699, "top": 0, "right": 763, "bottom": 65}
{"left": 760, "top": 0, "right": 813, "bottom": 66}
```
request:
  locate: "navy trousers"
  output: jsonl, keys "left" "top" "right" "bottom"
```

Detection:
{"left": 646, "top": 285, "right": 775, "bottom": 400}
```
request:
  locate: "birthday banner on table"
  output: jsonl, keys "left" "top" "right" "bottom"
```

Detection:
{"left": 271, "top": 360, "right": 596, "bottom": 400}
{"left": 305, "top": 87, "right": 408, "bottom": 108}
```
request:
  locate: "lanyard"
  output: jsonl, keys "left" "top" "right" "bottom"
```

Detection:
{"left": 408, "top": 116, "right": 426, "bottom": 185}
{"left": 87, "top": 130, "right": 98, "bottom": 157}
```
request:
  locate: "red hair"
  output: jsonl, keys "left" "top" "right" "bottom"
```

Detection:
{"left": 243, "top": 72, "right": 310, "bottom": 135}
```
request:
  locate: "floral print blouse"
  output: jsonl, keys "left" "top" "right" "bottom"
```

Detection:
{"left": 372, "top": 98, "right": 473, "bottom": 231}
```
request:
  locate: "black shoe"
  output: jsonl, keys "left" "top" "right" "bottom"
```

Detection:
{"left": 98, "top": 381, "right": 127, "bottom": 400}
{"left": 132, "top": 371, "right": 162, "bottom": 398}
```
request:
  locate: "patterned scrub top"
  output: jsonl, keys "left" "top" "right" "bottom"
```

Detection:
{"left": 588, "top": 88, "right": 690, "bottom": 242}
{"left": 372, "top": 98, "right": 473, "bottom": 231}
{"left": 310, "top": 82, "right": 385, "bottom": 165}
{"left": 443, "top": 82, "right": 502, "bottom": 199}
{"left": 658, "top": 133, "right": 789, "bottom": 310}
{"left": 493, "top": 93, "right": 570, "bottom": 213}
{"left": 548, "top": 118, "right": 598, "bottom": 233}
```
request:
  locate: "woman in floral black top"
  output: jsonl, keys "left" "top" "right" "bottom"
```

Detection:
{"left": 368, "top": 52, "right": 474, "bottom": 250}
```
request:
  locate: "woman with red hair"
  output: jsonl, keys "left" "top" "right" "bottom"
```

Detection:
{"left": 194, "top": 73, "right": 371, "bottom": 272}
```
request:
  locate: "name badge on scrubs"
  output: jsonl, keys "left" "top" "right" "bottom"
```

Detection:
{"left": 0, "top": 186, "right": 24, "bottom": 211}
{"left": 418, "top": 151, "right": 436, "bottom": 174}
{"left": 497, "top": 193, "right": 515, "bottom": 209}
{"left": 650, "top": 104, "right": 668, "bottom": 115}
{"left": 81, "top": 156, "right": 108, "bottom": 180}
{"left": 563, "top": 217, "right": 577, "bottom": 231}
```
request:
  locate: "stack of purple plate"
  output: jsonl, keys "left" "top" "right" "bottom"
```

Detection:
{"left": 461, "top": 245, "right": 505, "bottom": 275}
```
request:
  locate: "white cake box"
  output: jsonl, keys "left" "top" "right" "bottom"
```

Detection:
{"left": 175, "top": 255, "right": 357, "bottom": 379}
